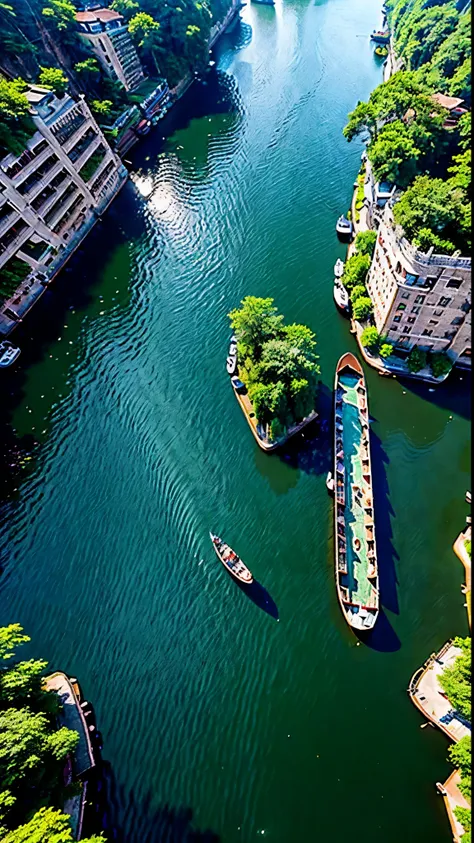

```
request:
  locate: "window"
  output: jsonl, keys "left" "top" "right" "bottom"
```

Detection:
{"left": 390, "top": 325, "right": 398, "bottom": 331}
{"left": 434, "top": 309, "right": 443, "bottom": 317}
{"left": 415, "top": 295, "right": 425, "bottom": 304}
{"left": 411, "top": 305, "right": 421, "bottom": 314}
{"left": 393, "top": 315, "right": 401, "bottom": 323}
{"left": 407, "top": 316, "right": 416, "bottom": 324}
{"left": 401, "top": 292, "right": 410, "bottom": 300}
{"left": 396, "top": 261, "right": 401, "bottom": 274}
{"left": 446, "top": 278, "right": 462, "bottom": 289}
{"left": 397, "top": 303, "right": 406, "bottom": 311}
{"left": 428, "top": 319, "right": 439, "bottom": 325}
{"left": 426, "top": 276, "right": 438, "bottom": 288}
{"left": 405, "top": 273, "right": 418, "bottom": 286}
{"left": 403, "top": 326, "right": 412, "bottom": 334}
{"left": 451, "top": 316, "right": 464, "bottom": 326}
{"left": 439, "top": 296, "right": 451, "bottom": 307}
{"left": 422, "top": 329, "right": 433, "bottom": 337}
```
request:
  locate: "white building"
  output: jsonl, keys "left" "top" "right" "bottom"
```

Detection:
{"left": 0, "top": 85, "right": 127, "bottom": 336}
{"left": 75, "top": 8, "right": 145, "bottom": 92}
{"left": 366, "top": 203, "right": 471, "bottom": 368}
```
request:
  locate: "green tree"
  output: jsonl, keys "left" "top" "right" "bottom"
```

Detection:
{"left": 110, "top": 0, "right": 139, "bottom": 19}
{"left": 448, "top": 735, "right": 471, "bottom": 799}
{"left": 368, "top": 120, "right": 421, "bottom": 186}
{"left": 38, "top": 66, "right": 68, "bottom": 96}
{"left": 0, "top": 626, "right": 30, "bottom": 662}
{"left": 343, "top": 101, "right": 379, "bottom": 142}
{"left": 360, "top": 326, "right": 380, "bottom": 350}
{"left": 2, "top": 807, "right": 104, "bottom": 842}
{"left": 379, "top": 342, "right": 393, "bottom": 359}
{"left": 350, "top": 284, "right": 367, "bottom": 303}
{"left": 454, "top": 806, "right": 471, "bottom": 843}
{"left": 0, "top": 707, "right": 78, "bottom": 789}
{"left": 74, "top": 58, "right": 100, "bottom": 76}
{"left": 41, "top": 0, "right": 76, "bottom": 32}
{"left": 439, "top": 636, "right": 471, "bottom": 719}
{"left": 128, "top": 12, "right": 161, "bottom": 76}
{"left": 407, "top": 345, "right": 427, "bottom": 373}
{"left": 0, "top": 77, "right": 35, "bottom": 158}
{"left": 355, "top": 230, "right": 377, "bottom": 257}
{"left": 341, "top": 253, "right": 371, "bottom": 291}
{"left": 352, "top": 297, "right": 373, "bottom": 321}
{"left": 229, "top": 297, "right": 284, "bottom": 361}
{"left": 430, "top": 351, "right": 453, "bottom": 379}
{"left": 412, "top": 228, "right": 456, "bottom": 255}
{"left": 90, "top": 99, "right": 113, "bottom": 117}
{"left": 393, "top": 175, "right": 467, "bottom": 252}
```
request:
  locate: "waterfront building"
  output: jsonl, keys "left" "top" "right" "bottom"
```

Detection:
{"left": 75, "top": 7, "right": 146, "bottom": 92}
{"left": 0, "top": 85, "right": 127, "bottom": 336}
{"left": 366, "top": 203, "right": 471, "bottom": 368}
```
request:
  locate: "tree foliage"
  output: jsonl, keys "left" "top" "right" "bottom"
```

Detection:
{"left": 354, "top": 230, "right": 377, "bottom": 257}
{"left": 341, "top": 253, "right": 371, "bottom": 291}
{"left": 2, "top": 807, "right": 104, "bottom": 842}
{"left": 38, "top": 66, "right": 68, "bottom": 95}
{"left": 360, "top": 326, "right": 380, "bottom": 351}
{"left": 393, "top": 175, "right": 469, "bottom": 253}
{"left": 407, "top": 345, "right": 427, "bottom": 373}
{"left": 448, "top": 735, "right": 471, "bottom": 800}
{"left": 429, "top": 351, "right": 453, "bottom": 379}
{"left": 352, "top": 296, "right": 373, "bottom": 321}
{"left": 379, "top": 342, "right": 393, "bottom": 359}
{"left": 228, "top": 297, "right": 320, "bottom": 432}
{"left": 439, "top": 636, "right": 471, "bottom": 720}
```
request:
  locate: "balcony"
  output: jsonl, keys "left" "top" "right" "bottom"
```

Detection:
{"left": 0, "top": 220, "right": 31, "bottom": 268}
{"left": 54, "top": 195, "right": 86, "bottom": 237}
{"left": 31, "top": 170, "right": 70, "bottom": 214}
{"left": 0, "top": 203, "right": 19, "bottom": 238}
{"left": 68, "top": 128, "right": 98, "bottom": 164}
{"left": 1, "top": 135, "right": 47, "bottom": 180}
{"left": 17, "top": 154, "right": 59, "bottom": 196}
{"left": 52, "top": 109, "right": 88, "bottom": 148}
{"left": 44, "top": 184, "right": 79, "bottom": 228}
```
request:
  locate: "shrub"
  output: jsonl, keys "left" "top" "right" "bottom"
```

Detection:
{"left": 350, "top": 285, "right": 367, "bottom": 303}
{"left": 38, "top": 67, "right": 68, "bottom": 97}
{"left": 439, "top": 637, "right": 471, "bottom": 720}
{"left": 360, "top": 326, "right": 380, "bottom": 350}
{"left": 355, "top": 230, "right": 377, "bottom": 257}
{"left": 352, "top": 296, "right": 373, "bottom": 321}
{"left": 379, "top": 342, "right": 393, "bottom": 359}
{"left": 342, "top": 253, "right": 371, "bottom": 291}
{"left": 465, "top": 540, "right": 471, "bottom": 559}
{"left": 407, "top": 346, "right": 427, "bottom": 373}
{"left": 430, "top": 351, "right": 453, "bottom": 379}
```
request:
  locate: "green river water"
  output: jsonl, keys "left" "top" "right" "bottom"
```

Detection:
{"left": 0, "top": 0, "right": 470, "bottom": 840}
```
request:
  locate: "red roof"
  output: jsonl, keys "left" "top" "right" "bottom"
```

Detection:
{"left": 431, "top": 92, "right": 465, "bottom": 111}
{"left": 75, "top": 8, "right": 122, "bottom": 23}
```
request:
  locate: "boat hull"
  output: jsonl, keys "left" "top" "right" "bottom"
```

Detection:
{"left": 333, "top": 353, "right": 379, "bottom": 631}
{"left": 210, "top": 533, "right": 254, "bottom": 584}
{"left": 333, "top": 283, "right": 350, "bottom": 315}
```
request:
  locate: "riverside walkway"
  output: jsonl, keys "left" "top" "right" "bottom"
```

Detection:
{"left": 408, "top": 641, "right": 471, "bottom": 742}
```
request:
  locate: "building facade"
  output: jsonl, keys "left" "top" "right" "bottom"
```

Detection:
{"left": 366, "top": 204, "right": 471, "bottom": 368}
{"left": 75, "top": 8, "right": 145, "bottom": 92}
{"left": 0, "top": 85, "right": 127, "bottom": 336}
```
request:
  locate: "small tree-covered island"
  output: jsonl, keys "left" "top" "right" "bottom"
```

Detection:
{"left": 228, "top": 297, "right": 320, "bottom": 448}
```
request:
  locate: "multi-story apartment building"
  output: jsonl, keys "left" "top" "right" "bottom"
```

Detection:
{"left": 0, "top": 85, "right": 127, "bottom": 336}
{"left": 366, "top": 203, "right": 471, "bottom": 369}
{"left": 75, "top": 8, "right": 145, "bottom": 92}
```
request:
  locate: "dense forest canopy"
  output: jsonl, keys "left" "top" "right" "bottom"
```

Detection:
{"left": 344, "top": 0, "right": 471, "bottom": 254}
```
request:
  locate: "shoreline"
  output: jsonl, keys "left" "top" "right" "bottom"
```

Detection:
{"left": 232, "top": 385, "right": 318, "bottom": 452}
{"left": 453, "top": 524, "right": 471, "bottom": 630}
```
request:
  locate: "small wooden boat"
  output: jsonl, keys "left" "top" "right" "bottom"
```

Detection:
{"left": 334, "top": 258, "right": 344, "bottom": 278}
{"left": 336, "top": 215, "right": 353, "bottom": 237}
{"left": 333, "top": 353, "right": 379, "bottom": 632}
{"left": 333, "top": 281, "right": 350, "bottom": 314}
{"left": 226, "top": 355, "right": 237, "bottom": 375}
{"left": 0, "top": 341, "right": 21, "bottom": 368}
{"left": 210, "top": 533, "right": 254, "bottom": 584}
{"left": 370, "top": 29, "right": 390, "bottom": 44}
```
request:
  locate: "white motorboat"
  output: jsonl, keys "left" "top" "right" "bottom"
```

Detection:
{"left": 326, "top": 471, "right": 335, "bottom": 494}
{"left": 229, "top": 342, "right": 237, "bottom": 356}
{"left": 226, "top": 355, "right": 237, "bottom": 375}
{"left": 334, "top": 258, "right": 345, "bottom": 278}
{"left": 0, "top": 341, "right": 21, "bottom": 368}
{"left": 336, "top": 215, "right": 353, "bottom": 237}
{"left": 333, "top": 281, "right": 350, "bottom": 314}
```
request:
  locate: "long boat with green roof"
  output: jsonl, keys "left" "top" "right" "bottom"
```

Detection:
{"left": 333, "top": 352, "right": 379, "bottom": 631}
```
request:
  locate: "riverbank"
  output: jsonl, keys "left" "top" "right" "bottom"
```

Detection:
{"left": 233, "top": 384, "right": 318, "bottom": 452}
{"left": 453, "top": 524, "right": 471, "bottom": 630}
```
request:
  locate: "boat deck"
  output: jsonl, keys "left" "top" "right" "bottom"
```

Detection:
{"left": 338, "top": 372, "right": 376, "bottom": 609}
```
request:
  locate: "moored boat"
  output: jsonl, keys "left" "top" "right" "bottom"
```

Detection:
{"left": 333, "top": 281, "right": 350, "bottom": 315}
{"left": 210, "top": 533, "right": 254, "bottom": 584}
{"left": 334, "top": 258, "right": 344, "bottom": 278}
{"left": 0, "top": 341, "right": 21, "bottom": 368}
{"left": 370, "top": 29, "right": 390, "bottom": 44}
{"left": 336, "top": 215, "right": 353, "bottom": 238}
{"left": 333, "top": 353, "right": 379, "bottom": 631}
{"left": 326, "top": 471, "right": 335, "bottom": 494}
{"left": 226, "top": 355, "right": 237, "bottom": 375}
